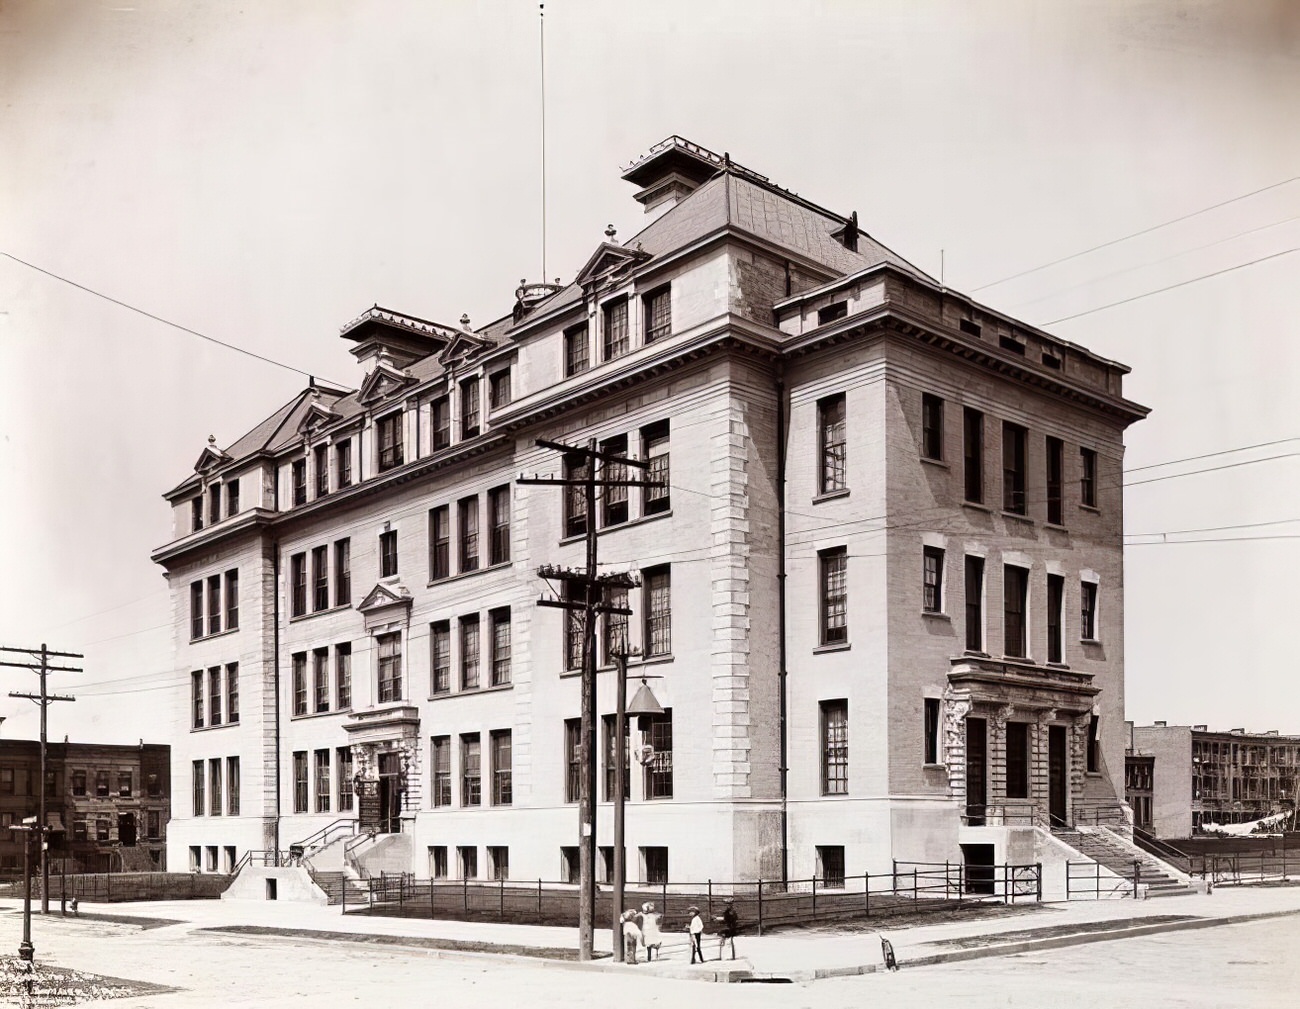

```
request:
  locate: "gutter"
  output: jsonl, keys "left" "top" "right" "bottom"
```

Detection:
{"left": 775, "top": 359, "right": 790, "bottom": 886}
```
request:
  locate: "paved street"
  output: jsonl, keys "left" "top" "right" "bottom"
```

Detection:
{"left": 1, "top": 900, "right": 1297, "bottom": 1007}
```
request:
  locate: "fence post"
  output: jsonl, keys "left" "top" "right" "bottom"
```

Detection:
{"left": 463, "top": 874, "right": 468, "bottom": 912}
{"left": 1133, "top": 860, "right": 1141, "bottom": 899}
{"left": 892, "top": 858, "right": 898, "bottom": 895}
{"left": 913, "top": 869, "right": 918, "bottom": 902}
{"left": 945, "top": 860, "right": 951, "bottom": 899}
{"left": 342, "top": 872, "right": 347, "bottom": 914}
{"left": 757, "top": 879, "right": 763, "bottom": 936}
{"left": 707, "top": 879, "right": 712, "bottom": 920}
{"left": 1035, "top": 862, "right": 1042, "bottom": 902}
{"left": 537, "top": 879, "right": 542, "bottom": 920}
{"left": 811, "top": 874, "right": 817, "bottom": 918}
{"left": 864, "top": 871, "right": 870, "bottom": 919}
{"left": 399, "top": 874, "right": 405, "bottom": 909}
{"left": 662, "top": 877, "right": 667, "bottom": 919}
{"left": 500, "top": 875, "right": 505, "bottom": 919}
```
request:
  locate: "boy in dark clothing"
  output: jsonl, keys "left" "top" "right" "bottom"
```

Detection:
{"left": 716, "top": 900, "right": 738, "bottom": 960}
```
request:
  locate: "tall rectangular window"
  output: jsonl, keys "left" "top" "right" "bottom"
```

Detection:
{"left": 207, "top": 574, "right": 221, "bottom": 635}
{"left": 924, "top": 697, "right": 941, "bottom": 764}
{"left": 431, "top": 395, "right": 450, "bottom": 451}
{"left": 313, "top": 647, "right": 329, "bottom": 712}
{"left": 1046, "top": 436, "right": 1064, "bottom": 525}
{"left": 1004, "top": 565, "right": 1029, "bottom": 658}
{"left": 429, "top": 505, "right": 450, "bottom": 580}
{"left": 190, "top": 581, "right": 204, "bottom": 639}
{"left": 1081, "top": 581, "right": 1099, "bottom": 641}
{"left": 430, "top": 846, "right": 449, "bottom": 879}
{"left": 643, "top": 286, "right": 671, "bottom": 343}
{"left": 209, "top": 757, "right": 222, "bottom": 816}
{"left": 460, "top": 614, "right": 480, "bottom": 690}
{"left": 965, "top": 555, "right": 984, "bottom": 651}
{"left": 1002, "top": 422, "right": 1028, "bottom": 515}
{"left": 226, "top": 478, "right": 239, "bottom": 516}
{"left": 643, "top": 711, "right": 673, "bottom": 799}
{"left": 963, "top": 407, "right": 984, "bottom": 504}
{"left": 292, "top": 652, "right": 307, "bottom": 715}
{"left": 641, "top": 420, "right": 671, "bottom": 515}
{"left": 293, "top": 751, "right": 308, "bottom": 814}
{"left": 208, "top": 666, "right": 222, "bottom": 725}
{"left": 461, "top": 733, "right": 481, "bottom": 806}
{"left": 226, "top": 662, "right": 239, "bottom": 723}
{"left": 602, "top": 714, "right": 630, "bottom": 802}
{"left": 227, "top": 756, "right": 240, "bottom": 815}
{"left": 430, "top": 621, "right": 451, "bottom": 694}
{"left": 192, "top": 495, "right": 205, "bottom": 532}
{"left": 490, "top": 608, "right": 512, "bottom": 687}
{"left": 1006, "top": 722, "right": 1029, "bottom": 798}
{"left": 337, "top": 746, "right": 354, "bottom": 812}
{"left": 312, "top": 545, "right": 329, "bottom": 611}
{"left": 458, "top": 845, "right": 478, "bottom": 879}
{"left": 603, "top": 586, "right": 629, "bottom": 664}
{"left": 336, "top": 439, "right": 352, "bottom": 488}
{"left": 923, "top": 546, "right": 944, "bottom": 613}
{"left": 491, "top": 729, "right": 512, "bottom": 805}
{"left": 563, "top": 453, "right": 589, "bottom": 537}
{"left": 377, "top": 632, "right": 402, "bottom": 703}
{"left": 488, "top": 846, "right": 509, "bottom": 881}
{"left": 643, "top": 566, "right": 672, "bottom": 658}
{"left": 564, "top": 323, "right": 589, "bottom": 377}
{"left": 314, "top": 443, "right": 329, "bottom": 497}
{"left": 192, "top": 760, "right": 205, "bottom": 816}
{"left": 489, "top": 368, "right": 512, "bottom": 410}
{"left": 564, "top": 582, "right": 585, "bottom": 672}
{"left": 225, "top": 569, "right": 239, "bottom": 630}
{"left": 1087, "top": 714, "right": 1100, "bottom": 773}
{"left": 564, "top": 718, "right": 582, "bottom": 804}
{"left": 600, "top": 434, "right": 629, "bottom": 527}
{"left": 377, "top": 412, "right": 403, "bottom": 471}
{"left": 488, "top": 486, "right": 510, "bottom": 565}
{"left": 1047, "top": 573, "right": 1065, "bottom": 663}
{"left": 819, "top": 547, "right": 848, "bottom": 645}
{"left": 431, "top": 736, "right": 451, "bottom": 807}
{"left": 292, "top": 458, "right": 307, "bottom": 505}
{"left": 921, "top": 393, "right": 944, "bottom": 460}
{"left": 1080, "top": 447, "right": 1098, "bottom": 508}
{"left": 460, "top": 377, "right": 481, "bottom": 438}
{"left": 379, "top": 529, "right": 398, "bottom": 578}
{"left": 458, "top": 496, "right": 479, "bottom": 573}
{"left": 821, "top": 699, "right": 848, "bottom": 795}
{"left": 818, "top": 393, "right": 847, "bottom": 494}
{"left": 335, "top": 643, "right": 351, "bottom": 709}
{"left": 314, "top": 749, "right": 331, "bottom": 813}
{"left": 290, "top": 552, "right": 306, "bottom": 617}
{"left": 191, "top": 670, "right": 204, "bottom": 728}
{"left": 334, "top": 538, "right": 351, "bottom": 607}
{"left": 602, "top": 297, "right": 629, "bottom": 360}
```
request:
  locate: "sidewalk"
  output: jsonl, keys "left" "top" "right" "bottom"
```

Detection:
{"left": 8, "top": 883, "right": 1300, "bottom": 984}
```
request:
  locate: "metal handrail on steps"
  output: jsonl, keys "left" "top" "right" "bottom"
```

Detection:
{"left": 343, "top": 831, "right": 378, "bottom": 880}
{"left": 291, "top": 818, "right": 359, "bottom": 861}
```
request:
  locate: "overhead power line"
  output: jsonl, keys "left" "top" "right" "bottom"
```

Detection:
{"left": 972, "top": 173, "right": 1300, "bottom": 291}
{"left": 1, "top": 251, "right": 347, "bottom": 386}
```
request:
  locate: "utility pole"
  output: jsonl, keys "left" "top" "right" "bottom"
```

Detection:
{"left": 2, "top": 643, "right": 80, "bottom": 914}
{"left": 519, "top": 437, "right": 657, "bottom": 961}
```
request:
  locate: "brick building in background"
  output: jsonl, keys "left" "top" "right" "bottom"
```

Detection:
{"left": 0, "top": 740, "right": 170, "bottom": 874}
{"left": 152, "top": 138, "right": 1147, "bottom": 886}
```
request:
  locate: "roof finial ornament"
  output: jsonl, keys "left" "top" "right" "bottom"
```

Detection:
{"left": 207, "top": 434, "right": 217, "bottom": 446}
{"left": 460, "top": 313, "right": 472, "bottom": 330}
{"left": 605, "top": 224, "right": 617, "bottom": 240}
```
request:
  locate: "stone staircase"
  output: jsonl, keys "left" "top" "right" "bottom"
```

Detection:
{"left": 1055, "top": 827, "right": 1193, "bottom": 897}
{"left": 310, "top": 870, "right": 370, "bottom": 907}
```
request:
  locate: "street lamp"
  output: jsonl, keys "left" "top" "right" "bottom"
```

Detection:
{"left": 11, "top": 815, "right": 40, "bottom": 963}
{"left": 611, "top": 649, "right": 662, "bottom": 962}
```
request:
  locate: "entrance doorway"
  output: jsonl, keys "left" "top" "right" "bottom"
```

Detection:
{"left": 961, "top": 843, "right": 996, "bottom": 894}
{"left": 378, "top": 751, "right": 404, "bottom": 833}
{"left": 1048, "top": 725, "right": 1068, "bottom": 827}
{"left": 966, "top": 717, "right": 987, "bottom": 826}
{"left": 117, "top": 812, "right": 137, "bottom": 848}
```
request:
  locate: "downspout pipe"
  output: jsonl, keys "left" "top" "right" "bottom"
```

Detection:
{"left": 776, "top": 359, "right": 790, "bottom": 887}
{"left": 272, "top": 541, "right": 282, "bottom": 863}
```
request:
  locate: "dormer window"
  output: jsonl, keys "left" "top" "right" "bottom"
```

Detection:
{"left": 489, "top": 369, "right": 512, "bottom": 411}
{"left": 314, "top": 444, "right": 329, "bottom": 498}
{"left": 336, "top": 440, "right": 352, "bottom": 488}
{"left": 291, "top": 460, "right": 307, "bottom": 506}
{"left": 461, "top": 378, "right": 481, "bottom": 439}
{"left": 643, "top": 287, "right": 671, "bottom": 344}
{"left": 377, "top": 412, "right": 404, "bottom": 472}
{"left": 208, "top": 484, "right": 221, "bottom": 526}
{"left": 432, "top": 396, "right": 451, "bottom": 451}
{"left": 817, "top": 301, "right": 848, "bottom": 325}
{"left": 226, "top": 480, "right": 239, "bottom": 517}
{"left": 603, "top": 298, "right": 629, "bottom": 361}
{"left": 565, "top": 323, "right": 590, "bottom": 377}
{"left": 191, "top": 496, "right": 204, "bottom": 532}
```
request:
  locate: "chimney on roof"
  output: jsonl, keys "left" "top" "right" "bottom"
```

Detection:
{"left": 621, "top": 136, "right": 725, "bottom": 216}
{"left": 1193, "top": 725, "right": 1207, "bottom": 731}
{"left": 1153, "top": 720, "right": 1167, "bottom": 727}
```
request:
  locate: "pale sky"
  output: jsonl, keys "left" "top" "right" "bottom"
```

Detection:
{"left": 2, "top": 0, "right": 1298, "bottom": 745}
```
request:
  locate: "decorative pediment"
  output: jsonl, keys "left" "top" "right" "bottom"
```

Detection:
{"left": 298, "top": 398, "right": 340, "bottom": 434}
{"left": 438, "top": 328, "right": 491, "bottom": 371}
{"left": 356, "top": 581, "right": 413, "bottom": 614}
{"left": 574, "top": 241, "right": 651, "bottom": 287}
{"left": 358, "top": 359, "right": 414, "bottom": 406}
{"left": 194, "top": 436, "right": 232, "bottom": 474}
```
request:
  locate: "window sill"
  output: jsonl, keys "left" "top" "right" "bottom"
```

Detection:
{"left": 290, "top": 709, "right": 350, "bottom": 721}
{"left": 559, "top": 509, "right": 674, "bottom": 547}
{"left": 1080, "top": 637, "right": 1102, "bottom": 646}
{"left": 962, "top": 649, "right": 990, "bottom": 659}
{"left": 1044, "top": 522, "right": 1070, "bottom": 533}
{"left": 961, "top": 500, "right": 991, "bottom": 514}
{"left": 920, "top": 456, "right": 948, "bottom": 470}
{"left": 1001, "top": 511, "right": 1034, "bottom": 526}
{"left": 289, "top": 603, "right": 352, "bottom": 624}
{"left": 429, "top": 682, "right": 514, "bottom": 700}
{"left": 190, "top": 721, "right": 240, "bottom": 732}
{"left": 922, "top": 610, "right": 951, "bottom": 621}
{"left": 922, "top": 763, "right": 947, "bottom": 770}
{"left": 812, "top": 489, "right": 850, "bottom": 505}
{"left": 190, "top": 626, "right": 241, "bottom": 644}
{"left": 429, "top": 560, "right": 511, "bottom": 589}
{"left": 639, "top": 653, "right": 674, "bottom": 667}
{"left": 813, "top": 642, "right": 851, "bottom": 654}
{"left": 1079, "top": 504, "right": 1101, "bottom": 515}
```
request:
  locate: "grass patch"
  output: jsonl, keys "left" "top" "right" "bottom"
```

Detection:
{"left": 202, "top": 924, "right": 599, "bottom": 961}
